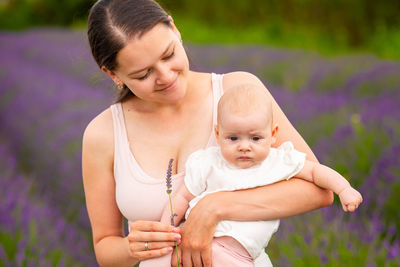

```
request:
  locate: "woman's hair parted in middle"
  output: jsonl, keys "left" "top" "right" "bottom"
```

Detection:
{"left": 87, "top": 0, "right": 171, "bottom": 101}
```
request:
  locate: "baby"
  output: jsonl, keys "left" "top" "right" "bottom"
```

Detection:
{"left": 161, "top": 83, "right": 363, "bottom": 266}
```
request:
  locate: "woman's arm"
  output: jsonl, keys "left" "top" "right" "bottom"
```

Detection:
{"left": 206, "top": 70, "right": 333, "bottom": 218}
{"left": 214, "top": 71, "right": 334, "bottom": 218}
{"left": 181, "top": 179, "right": 332, "bottom": 267}
{"left": 82, "top": 110, "right": 137, "bottom": 266}
{"left": 82, "top": 110, "right": 178, "bottom": 267}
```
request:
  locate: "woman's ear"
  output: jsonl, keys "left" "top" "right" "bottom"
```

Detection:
{"left": 271, "top": 124, "right": 279, "bottom": 145}
{"left": 101, "top": 66, "right": 122, "bottom": 86}
{"left": 169, "top": 16, "right": 182, "bottom": 42}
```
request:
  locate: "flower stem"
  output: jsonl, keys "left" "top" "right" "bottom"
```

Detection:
{"left": 168, "top": 194, "right": 180, "bottom": 267}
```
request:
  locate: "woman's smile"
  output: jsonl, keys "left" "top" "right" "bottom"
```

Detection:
{"left": 157, "top": 75, "right": 179, "bottom": 92}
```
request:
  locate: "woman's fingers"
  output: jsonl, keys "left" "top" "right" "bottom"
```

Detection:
{"left": 182, "top": 249, "right": 193, "bottom": 267}
{"left": 128, "top": 240, "right": 176, "bottom": 260}
{"left": 191, "top": 251, "right": 203, "bottom": 267}
{"left": 188, "top": 246, "right": 212, "bottom": 267}
{"left": 179, "top": 194, "right": 219, "bottom": 267}
{"left": 131, "top": 220, "right": 180, "bottom": 233}
{"left": 201, "top": 247, "right": 212, "bottom": 267}
{"left": 128, "top": 220, "right": 181, "bottom": 244}
{"left": 127, "top": 220, "right": 182, "bottom": 261}
{"left": 128, "top": 231, "right": 181, "bottom": 242}
{"left": 129, "top": 240, "right": 174, "bottom": 253}
{"left": 171, "top": 245, "right": 182, "bottom": 267}
{"left": 142, "top": 241, "right": 177, "bottom": 250}
{"left": 131, "top": 246, "right": 173, "bottom": 262}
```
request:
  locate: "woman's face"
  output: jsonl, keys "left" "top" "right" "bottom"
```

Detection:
{"left": 105, "top": 22, "right": 190, "bottom": 106}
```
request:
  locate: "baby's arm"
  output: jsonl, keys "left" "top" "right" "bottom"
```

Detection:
{"left": 160, "top": 184, "right": 196, "bottom": 226}
{"left": 296, "top": 160, "right": 363, "bottom": 212}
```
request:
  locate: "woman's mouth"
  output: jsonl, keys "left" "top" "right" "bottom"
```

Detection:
{"left": 158, "top": 76, "right": 178, "bottom": 92}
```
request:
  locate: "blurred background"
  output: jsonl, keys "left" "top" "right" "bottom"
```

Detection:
{"left": 0, "top": 0, "right": 399, "bottom": 266}
{"left": 2, "top": 0, "right": 400, "bottom": 58}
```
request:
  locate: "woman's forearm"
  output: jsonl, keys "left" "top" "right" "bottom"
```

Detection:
{"left": 208, "top": 178, "right": 334, "bottom": 222}
{"left": 95, "top": 236, "right": 138, "bottom": 267}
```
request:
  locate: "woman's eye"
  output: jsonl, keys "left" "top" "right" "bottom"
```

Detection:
{"left": 137, "top": 70, "right": 151, "bottom": 80}
{"left": 164, "top": 50, "right": 175, "bottom": 60}
{"left": 229, "top": 136, "right": 238, "bottom": 141}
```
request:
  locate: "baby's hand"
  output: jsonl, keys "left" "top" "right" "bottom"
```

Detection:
{"left": 338, "top": 187, "right": 363, "bottom": 212}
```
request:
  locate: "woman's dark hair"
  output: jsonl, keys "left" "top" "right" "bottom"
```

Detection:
{"left": 87, "top": 0, "right": 171, "bottom": 102}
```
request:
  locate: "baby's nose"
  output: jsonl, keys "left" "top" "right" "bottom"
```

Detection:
{"left": 238, "top": 140, "right": 251, "bottom": 151}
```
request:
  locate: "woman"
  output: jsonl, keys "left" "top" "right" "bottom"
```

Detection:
{"left": 82, "top": 0, "right": 333, "bottom": 266}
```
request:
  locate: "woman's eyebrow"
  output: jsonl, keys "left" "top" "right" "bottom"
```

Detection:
{"left": 127, "top": 40, "right": 174, "bottom": 76}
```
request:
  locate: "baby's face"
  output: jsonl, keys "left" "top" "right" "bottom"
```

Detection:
{"left": 215, "top": 111, "right": 275, "bottom": 169}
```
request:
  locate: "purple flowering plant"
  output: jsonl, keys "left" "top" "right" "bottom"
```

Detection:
{"left": 1, "top": 29, "right": 399, "bottom": 266}
{"left": 166, "top": 158, "right": 181, "bottom": 267}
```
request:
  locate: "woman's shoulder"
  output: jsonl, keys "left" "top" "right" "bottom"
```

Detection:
{"left": 222, "top": 71, "right": 268, "bottom": 92}
{"left": 82, "top": 107, "right": 114, "bottom": 155}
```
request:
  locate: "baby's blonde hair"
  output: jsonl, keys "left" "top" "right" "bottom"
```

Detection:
{"left": 217, "top": 83, "right": 273, "bottom": 126}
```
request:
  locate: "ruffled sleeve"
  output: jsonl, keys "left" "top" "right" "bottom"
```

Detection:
{"left": 277, "top": 141, "right": 306, "bottom": 179}
{"left": 260, "top": 141, "right": 307, "bottom": 185}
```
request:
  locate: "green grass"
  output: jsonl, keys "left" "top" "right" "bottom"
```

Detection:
{"left": 69, "top": 15, "right": 400, "bottom": 60}
{"left": 171, "top": 16, "right": 400, "bottom": 60}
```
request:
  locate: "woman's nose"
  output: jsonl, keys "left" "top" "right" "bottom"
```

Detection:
{"left": 155, "top": 63, "right": 174, "bottom": 85}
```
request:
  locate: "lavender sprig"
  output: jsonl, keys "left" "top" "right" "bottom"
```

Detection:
{"left": 170, "top": 213, "right": 178, "bottom": 226}
{"left": 166, "top": 158, "right": 180, "bottom": 267}
{"left": 166, "top": 158, "right": 173, "bottom": 194}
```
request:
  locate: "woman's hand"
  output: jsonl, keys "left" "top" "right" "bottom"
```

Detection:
{"left": 127, "top": 220, "right": 181, "bottom": 262}
{"left": 179, "top": 193, "right": 221, "bottom": 267}
{"left": 171, "top": 243, "right": 182, "bottom": 267}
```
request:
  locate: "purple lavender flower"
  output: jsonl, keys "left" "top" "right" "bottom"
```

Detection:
{"left": 166, "top": 158, "right": 173, "bottom": 194}
{"left": 165, "top": 158, "right": 181, "bottom": 266}
{"left": 165, "top": 158, "right": 177, "bottom": 226}
{"left": 170, "top": 213, "right": 178, "bottom": 226}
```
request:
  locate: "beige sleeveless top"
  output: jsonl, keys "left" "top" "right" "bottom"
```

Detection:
{"left": 110, "top": 73, "right": 224, "bottom": 224}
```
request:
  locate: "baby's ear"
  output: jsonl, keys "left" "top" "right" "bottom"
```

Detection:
{"left": 271, "top": 124, "right": 279, "bottom": 144}
{"left": 214, "top": 125, "right": 219, "bottom": 138}
{"left": 214, "top": 125, "right": 222, "bottom": 145}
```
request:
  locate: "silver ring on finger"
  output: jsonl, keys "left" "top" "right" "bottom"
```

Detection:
{"left": 144, "top": 241, "right": 149, "bottom": 250}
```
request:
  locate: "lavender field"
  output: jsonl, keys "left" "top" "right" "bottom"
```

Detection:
{"left": 0, "top": 28, "right": 399, "bottom": 266}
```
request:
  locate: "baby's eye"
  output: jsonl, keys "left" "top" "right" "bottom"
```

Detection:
{"left": 252, "top": 136, "right": 261, "bottom": 141}
{"left": 229, "top": 136, "right": 238, "bottom": 141}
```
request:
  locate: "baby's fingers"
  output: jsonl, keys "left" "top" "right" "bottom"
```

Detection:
{"left": 342, "top": 203, "right": 355, "bottom": 212}
{"left": 342, "top": 203, "right": 349, "bottom": 212}
{"left": 347, "top": 204, "right": 357, "bottom": 212}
